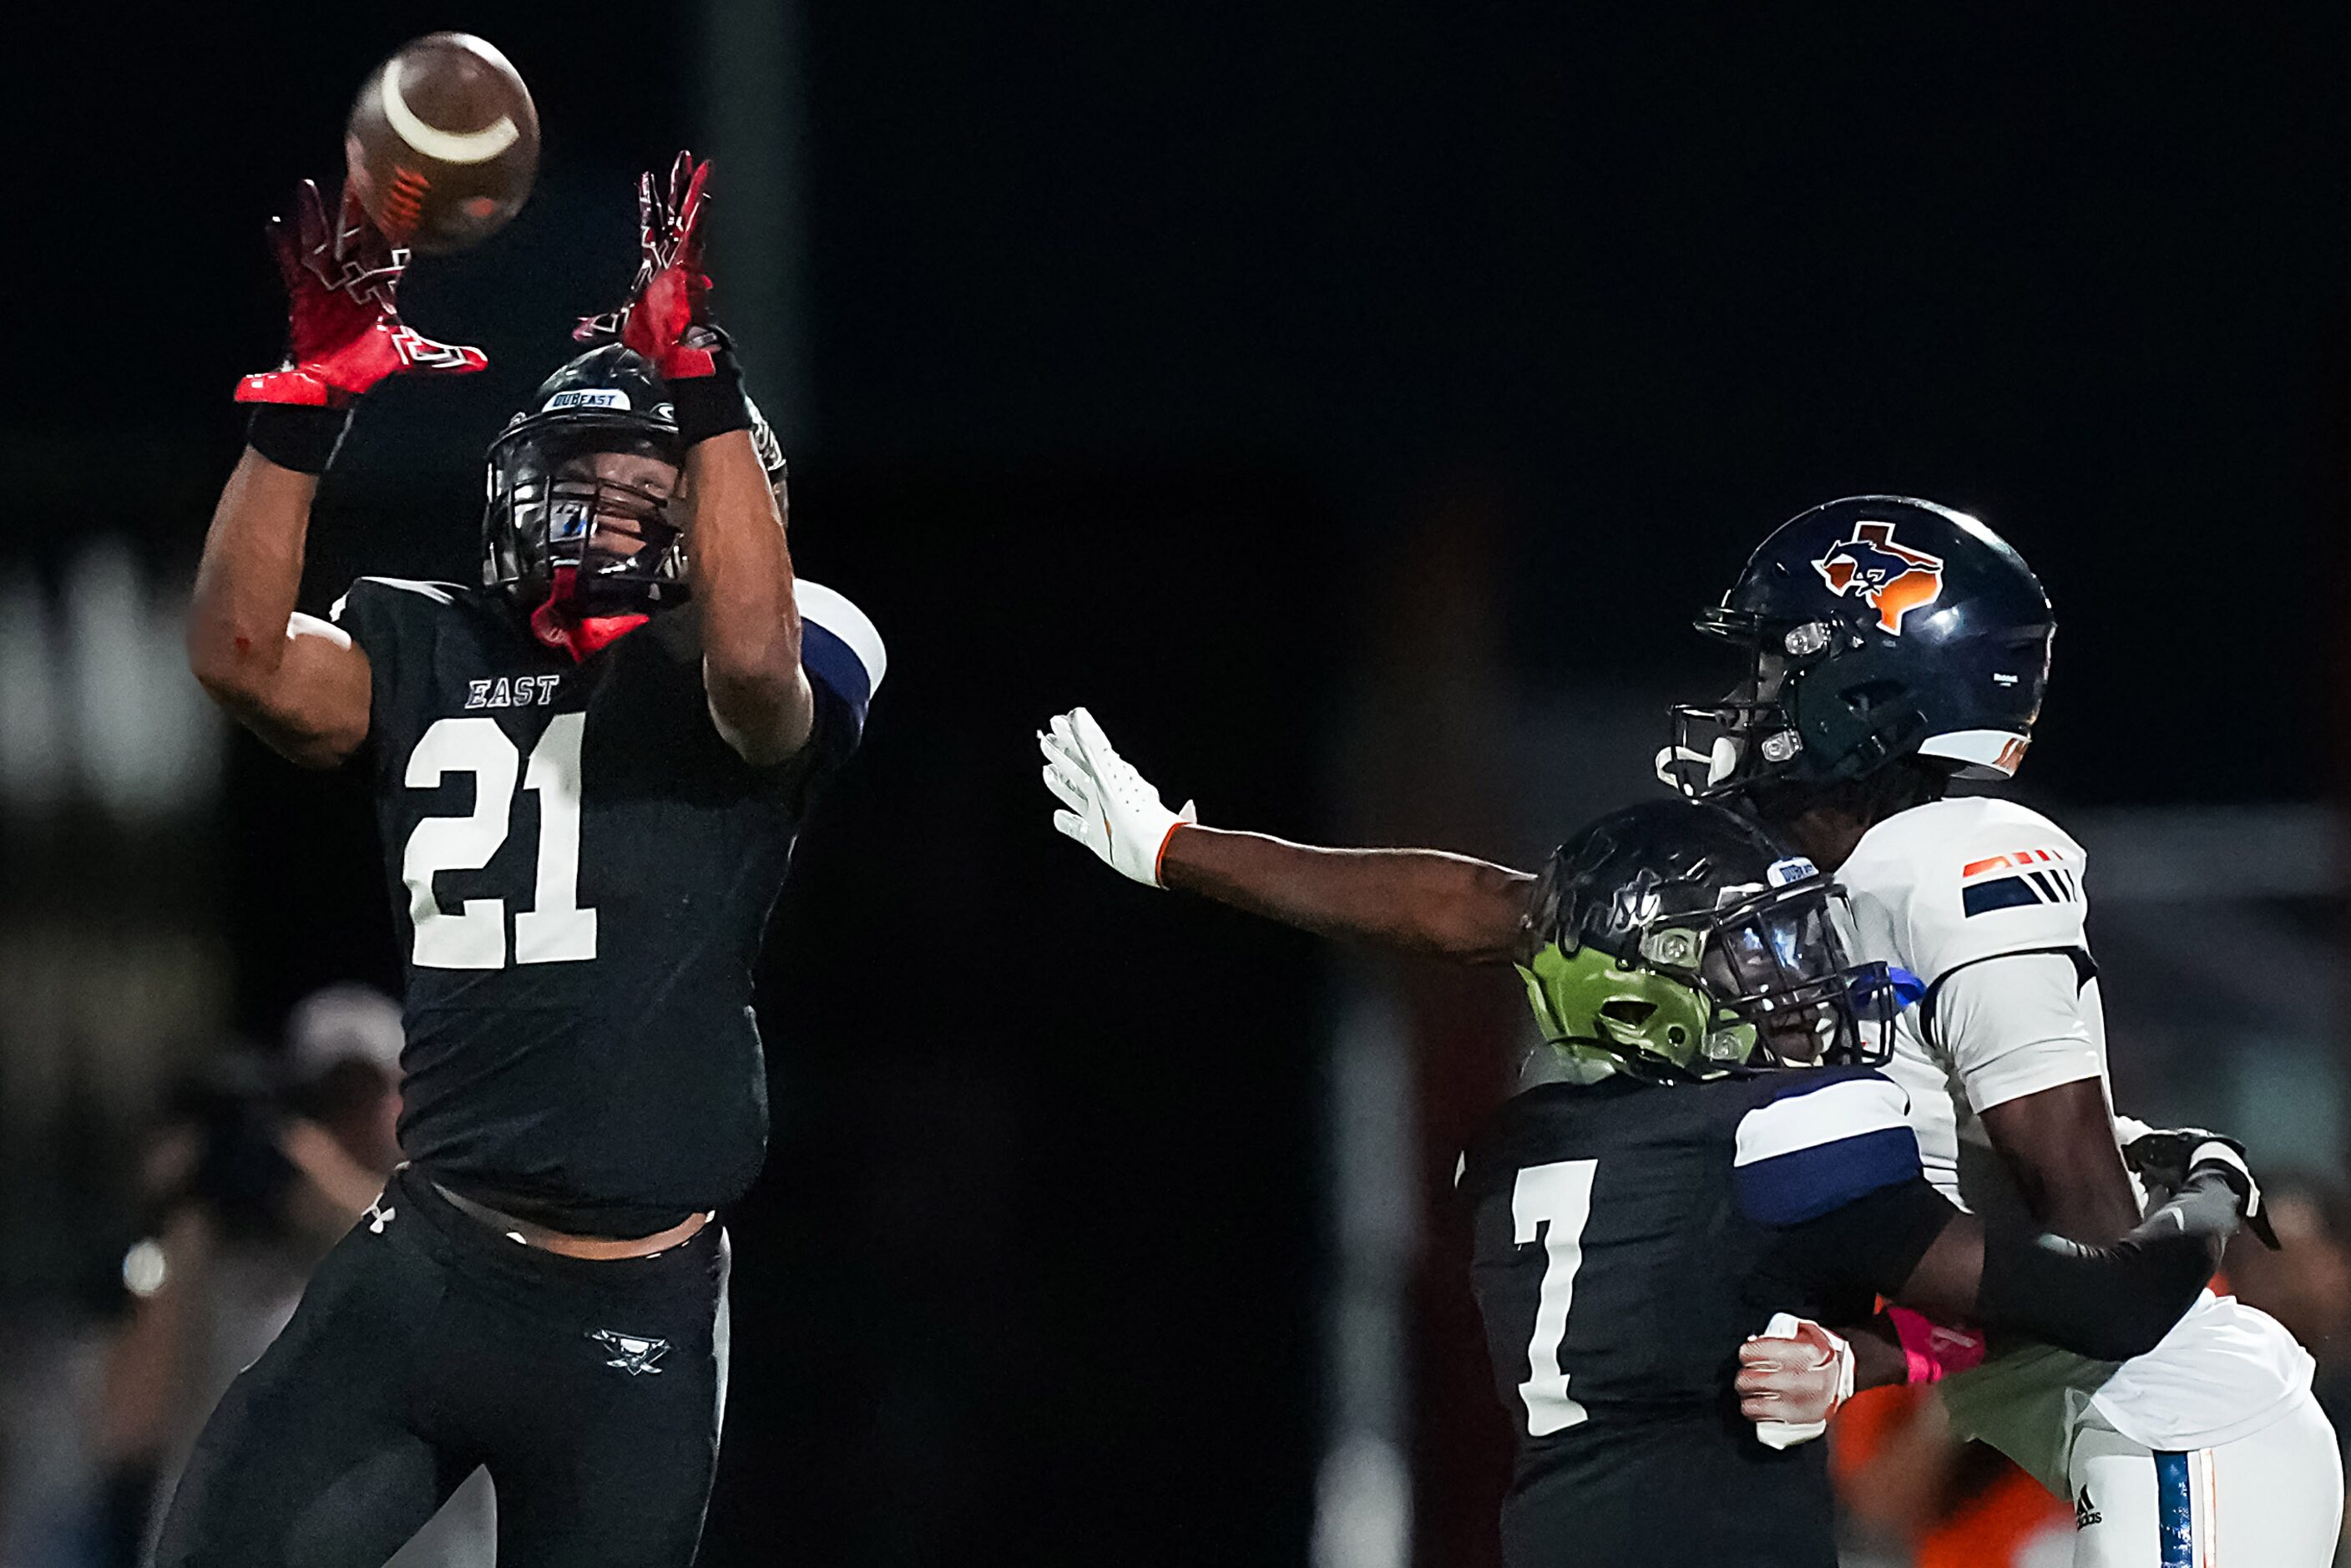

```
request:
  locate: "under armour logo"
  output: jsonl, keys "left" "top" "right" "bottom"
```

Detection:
{"left": 589, "top": 1328, "right": 670, "bottom": 1376}
{"left": 364, "top": 1201, "right": 396, "bottom": 1234}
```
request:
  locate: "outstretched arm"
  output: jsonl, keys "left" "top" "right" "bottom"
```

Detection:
{"left": 190, "top": 180, "right": 483, "bottom": 767}
{"left": 1039, "top": 707, "right": 1534, "bottom": 964}
{"left": 187, "top": 451, "right": 370, "bottom": 769}
{"left": 684, "top": 427, "right": 813, "bottom": 766}
{"left": 1163, "top": 829, "right": 1534, "bottom": 964}
{"left": 614, "top": 153, "right": 816, "bottom": 766}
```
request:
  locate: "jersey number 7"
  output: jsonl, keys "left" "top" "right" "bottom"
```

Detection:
{"left": 1514, "top": 1159, "right": 1597, "bottom": 1436}
{"left": 402, "top": 714, "right": 597, "bottom": 969}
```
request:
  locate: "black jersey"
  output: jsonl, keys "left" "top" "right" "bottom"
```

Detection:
{"left": 331, "top": 575, "right": 884, "bottom": 1235}
{"left": 1457, "top": 1066, "right": 1947, "bottom": 1568}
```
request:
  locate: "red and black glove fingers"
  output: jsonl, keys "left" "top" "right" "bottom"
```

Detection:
{"left": 236, "top": 180, "right": 487, "bottom": 472}
{"left": 577, "top": 151, "right": 753, "bottom": 448}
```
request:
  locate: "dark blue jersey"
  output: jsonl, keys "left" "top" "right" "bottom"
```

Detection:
{"left": 1457, "top": 1066, "right": 1947, "bottom": 1568}
{"left": 331, "top": 577, "right": 883, "bottom": 1235}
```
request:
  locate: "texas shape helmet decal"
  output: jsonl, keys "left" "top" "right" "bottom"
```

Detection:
{"left": 1812, "top": 519, "right": 1944, "bottom": 635}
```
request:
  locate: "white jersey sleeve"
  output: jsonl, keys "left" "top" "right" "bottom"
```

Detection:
{"left": 1841, "top": 796, "right": 2091, "bottom": 984}
{"left": 1839, "top": 797, "right": 2102, "bottom": 1111}
{"left": 1932, "top": 953, "right": 2102, "bottom": 1114}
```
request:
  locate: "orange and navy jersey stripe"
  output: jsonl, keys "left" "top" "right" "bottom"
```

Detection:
{"left": 1960, "top": 847, "right": 2081, "bottom": 918}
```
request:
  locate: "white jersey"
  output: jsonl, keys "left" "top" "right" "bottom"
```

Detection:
{"left": 1838, "top": 797, "right": 2312, "bottom": 1488}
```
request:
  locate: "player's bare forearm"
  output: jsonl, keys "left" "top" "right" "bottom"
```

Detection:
{"left": 1839, "top": 1313, "right": 1909, "bottom": 1393}
{"left": 1979, "top": 1077, "right": 2142, "bottom": 1245}
{"left": 1160, "top": 826, "right": 1534, "bottom": 963}
{"left": 186, "top": 448, "right": 370, "bottom": 768}
{"left": 688, "top": 431, "right": 814, "bottom": 766}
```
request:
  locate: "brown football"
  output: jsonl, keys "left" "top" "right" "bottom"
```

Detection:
{"left": 345, "top": 33, "right": 538, "bottom": 255}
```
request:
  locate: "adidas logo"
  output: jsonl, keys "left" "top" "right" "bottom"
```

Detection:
{"left": 2075, "top": 1485, "right": 2101, "bottom": 1529}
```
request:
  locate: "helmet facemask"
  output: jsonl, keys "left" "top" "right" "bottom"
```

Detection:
{"left": 1519, "top": 847, "right": 1899, "bottom": 1082}
{"left": 1663, "top": 608, "right": 1948, "bottom": 799}
{"left": 486, "top": 421, "right": 690, "bottom": 618}
{"left": 1695, "top": 877, "right": 1899, "bottom": 1070}
{"left": 1661, "top": 611, "right": 1820, "bottom": 797}
{"left": 484, "top": 342, "right": 792, "bottom": 635}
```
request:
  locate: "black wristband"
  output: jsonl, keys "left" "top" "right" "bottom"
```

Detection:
{"left": 247, "top": 404, "right": 354, "bottom": 474}
{"left": 667, "top": 331, "right": 754, "bottom": 447}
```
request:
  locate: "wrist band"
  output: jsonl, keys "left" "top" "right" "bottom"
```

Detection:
{"left": 1888, "top": 1306, "right": 1986, "bottom": 1384}
{"left": 247, "top": 404, "right": 353, "bottom": 474}
{"left": 666, "top": 330, "right": 753, "bottom": 446}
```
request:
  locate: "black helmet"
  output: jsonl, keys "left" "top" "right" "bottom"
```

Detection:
{"left": 1661, "top": 496, "right": 2054, "bottom": 797}
{"left": 1519, "top": 799, "right": 1902, "bottom": 1082}
{"left": 482, "top": 344, "right": 790, "bottom": 615}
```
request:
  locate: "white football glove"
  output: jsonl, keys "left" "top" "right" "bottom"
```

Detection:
{"left": 1739, "top": 1313, "right": 1855, "bottom": 1449}
{"left": 1038, "top": 707, "right": 1197, "bottom": 888}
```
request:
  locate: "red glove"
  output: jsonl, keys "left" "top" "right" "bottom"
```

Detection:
{"left": 235, "top": 181, "right": 488, "bottom": 407}
{"left": 576, "top": 152, "right": 720, "bottom": 380}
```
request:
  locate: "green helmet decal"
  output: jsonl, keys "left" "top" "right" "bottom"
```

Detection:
{"left": 1515, "top": 939, "right": 1758, "bottom": 1080}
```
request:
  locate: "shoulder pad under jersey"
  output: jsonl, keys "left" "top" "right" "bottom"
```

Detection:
{"left": 796, "top": 579, "right": 887, "bottom": 733}
{"left": 1732, "top": 1070, "right": 1922, "bottom": 1226}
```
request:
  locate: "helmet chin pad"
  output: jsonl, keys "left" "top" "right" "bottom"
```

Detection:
{"left": 529, "top": 566, "right": 650, "bottom": 660}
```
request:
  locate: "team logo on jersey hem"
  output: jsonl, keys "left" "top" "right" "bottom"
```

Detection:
{"left": 589, "top": 1328, "right": 670, "bottom": 1376}
{"left": 1813, "top": 521, "right": 1945, "bottom": 635}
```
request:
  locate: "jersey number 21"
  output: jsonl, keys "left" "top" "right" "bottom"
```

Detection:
{"left": 402, "top": 715, "right": 596, "bottom": 969}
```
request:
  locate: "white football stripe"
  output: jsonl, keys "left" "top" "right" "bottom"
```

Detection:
{"left": 286, "top": 611, "right": 352, "bottom": 650}
{"left": 1919, "top": 727, "right": 2027, "bottom": 774}
{"left": 1733, "top": 1077, "right": 1910, "bottom": 1168}
{"left": 382, "top": 58, "right": 519, "bottom": 166}
{"left": 331, "top": 577, "right": 458, "bottom": 623}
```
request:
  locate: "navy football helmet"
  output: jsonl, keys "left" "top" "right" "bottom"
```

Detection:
{"left": 482, "top": 345, "right": 788, "bottom": 615}
{"left": 1662, "top": 496, "right": 2054, "bottom": 797}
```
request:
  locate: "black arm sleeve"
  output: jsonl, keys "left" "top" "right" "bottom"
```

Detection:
{"left": 1975, "top": 1171, "right": 2236, "bottom": 1363}
{"left": 1769, "top": 1176, "right": 1958, "bottom": 1300}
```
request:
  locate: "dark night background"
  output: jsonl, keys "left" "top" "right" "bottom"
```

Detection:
{"left": 7, "top": 5, "right": 2351, "bottom": 1565}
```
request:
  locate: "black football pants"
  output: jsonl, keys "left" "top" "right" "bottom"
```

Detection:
{"left": 154, "top": 1165, "right": 729, "bottom": 1568}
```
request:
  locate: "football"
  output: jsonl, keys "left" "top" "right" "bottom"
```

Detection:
{"left": 344, "top": 33, "right": 538, "bottom": 255}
